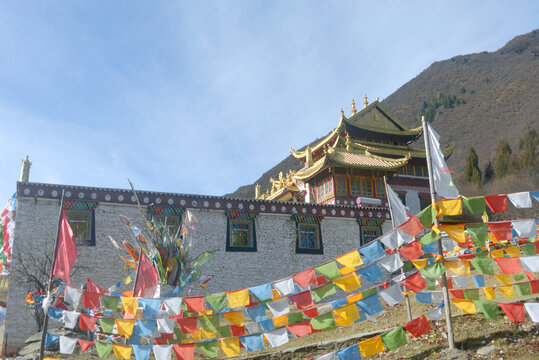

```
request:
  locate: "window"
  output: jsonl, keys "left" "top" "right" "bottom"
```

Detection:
{"left": 375, "top": 178, "right": 386, "bottom": 198}
{"left": 317, "top": 177, "right": 334, "bottom": 202}
{"left": 336, "top": 175, "right": 347, "bottom": 195}
{"left": 350, "top": 176, "right": 361, "bottom": 196}
{"left": 361, "top": 227, "right": 381, "bottom": 246}
{"left": 419, "top": 194, "right": 431, "bottom": 210}
{"left": 361, "top": 177, "right": 373, "bottom": 197}
{"left": 413, "top": 165, "right": 425, "bottom": 177}
{"left": 226, "top": 211, "right": 257, "bottom": 252}
{"left": 292, "top": 214, "right": 323, "bottom": 254}
{"left": 148, "top": 206, "right": 183, "bottom": 236}
{"left": 63, "top": 201, "right": 98, "bottom": 246}
{"left": 397, "top": 192, "right": 406, "bottom": 206}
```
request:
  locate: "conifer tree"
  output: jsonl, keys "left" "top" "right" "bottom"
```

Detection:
{"left": 483, "top": 161, "right": 494, "bottom": 183}
{"left": 463, "top": 146, "right": 481, "bottom": 185}
{"left": 518, "top": 128, "right": 538, "bottom": 169}
{"left": 494, "top": 139, "right": 513, "bottom": 178}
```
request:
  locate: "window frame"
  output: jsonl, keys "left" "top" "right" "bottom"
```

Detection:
{"left": 225, "top": 213, "right": 257, "bottom": 252}
{"left": 64, "top": 207, "right": 96, "bottom": 247}
{"left": 295, "top": 222, "right": 323, "bottom": 255}
{"left": 374, "top": 178, "right": 386, "bottom": 198}
{"left": 350, "top": 176, "right": 362, "bottom": 196}
{"left": 335, "top": 174, "right": 347, "bottom": 196}
{"left": 361, "top": 176, "right": 373, "bottom": 197}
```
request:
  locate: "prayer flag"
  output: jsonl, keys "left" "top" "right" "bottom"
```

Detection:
{"left": 221, "top": 310, "right": 244, "bottom": 326}
{"left": 289, "top": 290, "right": 314, "bottom": 310}
{"left": 176, "top": 317, "right": 198, "bottom": 334}
{"left": 494, "top": 273, "right": 512, "bottom": 285}
{"left": 312, "top": 283, "right": 336, "bottom": 302}
{"left": 52, "top": 210, "right": 77, "bottom": 285}
{"left": 381, "top": 326, "right": 407, "bottom": 350}
{"left": 333, "top": 303, "right": 360, "bottom": 324}
{"left": 157, "top": 318, "right": 176, "bottom": 334}
{"left": 401, "top": 272, "right": 427, "bottom": 292}
{"left": 240, "top": 334, "right": 265, "bottom": 351}
{"left": 420, "top": 262, "right": 447, "bottom": 283}
{"left": 356, "top": 294, "right": 383, "bottom": 315}
{"left": 358, "top": 263, "right": 383, "bottom": 282}
{"left": 77, "top": 339, "right": 94, "bottom": 354}
{"left": 264, "top": 327, "right": 289, "bottom": 347}
{"left": 59, "top": 336, "right": 77, "bottom": 355}
{"left": 172, "top": 344, "right": 194, "bottom": 360}
{"left": 273, "top": 278, "right": 295, "bottom": 296}
{"left": 399, "top": 216, "right": 424, "bottom": 237}
{"left": 227, "top": 288, "right": 250, "bottom": 308}
{"left": 163, "top": 297, "right": 182, "bottom": 316}
{"left": 359, "top": 240, "right": 385, "bottom": 263}
{"left": 416, "top": 205, "right": 437, "bottom": 229}
{"left": 399, "top": 241, "right": 425, "bottom": 261}
{"left": 98, "top": 318, "right": 114, "bottom": 334}
{"left": 426, "top": 307, "right": 443, "bottom": 320}
{"left": 152, "top": 345, "right": 172, "bottom": 360}
{"left": 61, "top": 311, "right": 79, "bottom": 329}
{"left": 483, "top": 287, "right": 496, "bottom": 299}
{"left": 452, "top": 299, "right": 476, "bottom": 314}
{"left": 379, "top": 284, "right": 405, "bottom": 306}
{"left": 113, "top": 344, "right": 132, "bottom": 360}
{"left": 379, "top": 230, "right": 401, "bottom": 250}
{"left": 183, "top": 296, "right": 205, "bottom": 313}
{"left": 441, "top": 224, "right": 465, "bottom": 243}
{"left": 425, "top": 121, "right": 459, "bottom": 198}
{"left": 87, "top": 277, "right": 103, "bottom": 293}
{"left": 116, "top": 319, "right": 135, "bottom": 338}
{"left": 403, "top": 315, "right": 432, "bottom": 337}
{"left": 488, "top": 222, "right": 512, "bottom": 241}
{"left": 514, "top": 283, "right": 531, "bottom": 296}
{"left": 294, "top": 268, "right": 317, "bottom": 287}
{"left": 287, "top": 319, "right": 314, "bottom": 337}
{"left": 463, "top": 289, "right": 479, "bottom": 300}
{"left": 462, "top": 196, "right": 486, "bottom": 214}
{"left": 474, "top": 300, "right": 499, "bottom": 320}
{"left": 315, "top": 261, "right": 341, "bottom": 280}
{"left": 521, "top": 256, "right": 539, "bottom": 272}
{"left": 310, "top": 312, "right": 336, "bottom": 330}
{"left": 358, "top": 335, "right": 384, "bottom": 357}
{"left": 524, "top": 303, "right": 539, "bottom": 323}
{"left": 378, "top": 252, "right": 404, "bottom": 272}
{"left": 134, "top": 252, "right": 159, "bottom": 298}
{"left": 418, "top": 230, "right": 440, "bottom": 245}
{"left": 495, "top": 257, "right": 521, "bottom": 274}
{"left": 79, "top": 314, "right": 97, "bottom": 332}
{"left": 438, "top": 199, "right": 462, "bottom": 216}
{"left": 95, "top": 342, "right": 113, "bottom": 359}
{"left": 485, "top": 194, "right": 508, "bottom": 213}
{"left": 337, "top": 249, "right": 363, "bottom": 268}
{"left": 498, "top": 285, "right": 515, "bottom": 298}
{"left": 387, "top": 184, "right": 409, "bottom": 226}
{"left": 336, "top": 344, "right": 361, "bottom": 360}
{"left": 470, "top": 258, "right": 494, "bottom": 275}
{"left": 218, "top": 337, "right": 240, "bottom": 357}
{"left": 452, "top": 276, "right": 468, "bottom": 289}
{"left": 499, "top": 302, "right": 525, "bottom": 323}
{"left": 121, "top": 297, "right": 138, "bottom": 316}
{"left": 64, "top": 286, "right": 82, "bottom": 307}
{"left": 505, "top": 246, "right": 521, "bottom": 257}
{"left": 507, "top": 192, "right": 532, "bottom": 208}
{"left": 472, "top": 275, "right": 485, "bottom": 288}
{"left": 196, "top": 342, "right": 218, "bottom": 358}
{"left": 512, "top": 219, "right": 537, "bottom": 238}
{"left": 267, "top": 298, "right": 289, "bottom": 317}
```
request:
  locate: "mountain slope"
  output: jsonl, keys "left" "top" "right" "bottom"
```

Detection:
{"left": 227, "top": 30, "right": 539, "bottom": 198}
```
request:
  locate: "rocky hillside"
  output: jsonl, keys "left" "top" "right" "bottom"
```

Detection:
{"left": 227, "top": 30, "right": 539, "bottom": 198}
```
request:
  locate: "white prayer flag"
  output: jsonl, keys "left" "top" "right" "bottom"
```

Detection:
{"left": 379, "top": 230, "right": 401, "bottom": 250}
{"left": 152, "top": 345, "right": 172, "bottom": 360}
{"left": 245, "top": 322, "right": 260, "bottom": 334}
{"left": 157, "top": 318, "right": 176, "bottom": 334}
{"left": 508, "top": 192, "right": 532, "bottom": 208}
{"left": 314, "top": 351, "right": 337, "bottom": 360}
{"left": 425, "top": 121, "right": 459, "bottom": 198}
{"left": 520, "top": 256, "right": 539, "bottom": 272}
{"left": 264, "top": 327, "right": 289, "bottom": 347}
{"left": 426, "top": 307, "right": 443, "bottom": 321}
{"left": 266, "top": 298, "right": 290, "bottom": 317}
{"left": 272, "top": 278, "right": 295, "bottom": 296}
{"left": 524, "top": 303, "right": 539, "bottom": 323}
{"left": 431, "top": 291, "right": 444, "bottom": 304}
{"left": 59, "top": 336, "right": 77, "bottom": 355}
{"left": 317, "top": 303, "right": 334, "bottom": 314}
{"left": 379, "top": 284, "right": 405, "bottom": 306}
{"left": 377, "top": 253, "right": 404, "bottom": 272}
{"left": 163, "top": 298, "right": 182, "bottom": 316}
{"left": 442, "top": 239, "right": 456, "bottom": 252}
{"left": 387, "top": 184, "right": 408, "bottom": 227}
{"left": 452, "top": 276, "right": 468, "bottom": 289}
{"left": 64, "top": 286, "right": 82, "bottom": 307}
{"left": 61, "top": 311, "right": 80, "bottom": 329}
{"left": 512, "top": 219, "right": 537, "bottom": 238}
{"left": 397, "top": 228, "right": 414, "bottom": 244}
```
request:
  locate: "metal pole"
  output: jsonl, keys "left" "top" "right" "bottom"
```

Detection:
{"left": 383, "top": 176, "right": 413, "bottom": 321}
{"left": 39, "top": 189, "right": 65, "bottom": 360}
{"left": 422, "top": 116, "right": 455, "bottom": 349}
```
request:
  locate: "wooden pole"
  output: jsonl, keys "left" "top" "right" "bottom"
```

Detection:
{"left": 421, "top": 116, "right": 455, "bottom": 349}
{"left": 39, "top": 189, "right": 65, "bottom": 360}
{"left": 383, "top": 176, "right": 413, "bottom": 321}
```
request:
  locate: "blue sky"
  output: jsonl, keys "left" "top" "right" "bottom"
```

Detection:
{"left": 0, "top": 1, "right": 538, "bottom": 203}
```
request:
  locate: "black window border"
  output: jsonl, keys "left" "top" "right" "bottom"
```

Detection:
{"left": 295, "top": 222, "right": 323, "bottom": 255}
{"left": 226, "top": 218, "right": 257, "bottom": 252}
{"left": 63, "top": 202, "right": 97, "bottom": 247}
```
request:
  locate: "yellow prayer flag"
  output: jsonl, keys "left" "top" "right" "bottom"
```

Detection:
{"left": 333, "top": 273, "right": 361, "bottom": 293}
{"left": 490, "top": 249, "right": 504, "bottom": 258}
{"left": 332, "top": 303, "right": 360, "bottom": 323}
{"left": 219, "top": 337, "right": 241, "bottom": 357}
{"left": 226, "top": 288, "right": 250, "bottom": 309}
{"left": 488, "top": 233, "right": 499, "bottom": 243}
{"left": 336, "top": 250, "right": 363, "bottom": 268}
{"left": 451, "top": 299, "right": 476, "bottom": 314}
{"left": 339, "top": 266, "right": 355, "bottom": 275}
{"left": 359, "top": 336, "right": 384, "bottom": 357}
{"left": 483, "top": 287, "right": 496, "bottom": 299}
{"left": 190, "top": 329, "right": 202, "bottom": 340}
{"left": 201, "top": 329, "right": 216, "bottom": 339}
{"left": 441, "top": 224, "right": 465, "bottom": 243}
{"left": 123, "top": 275, "right": 133, "bottom": 285}
{"left": 221, "top": 310, "right": 244, "bottom": 326}
{"left": 497, "top": 285, "right": 515, "bottom": 298}
{"left": 445, "top": 261, "right": 470, "bottom": 275}
{"left": 121, "top": 297, "right": 138, "bottom": 316}
{"left": 271, "top": 289, "right": 284, "bottom": 300}
{"left": 273, "top": 314, "right": 288, "bottom": 327}
{"left": 44, "top": 357, "right": 61, "bottom": 360}
{"left": 113, "top": 344, "right": 132, "bottom": 360}
{"left": 182, "top": 339, "right": 195, "bottom": 344}
{"left": 412, "top": 259, "right": 428, "bottom": 270}
{"left": 494, "top": 273, "right": 512, "bottom": 285}
{"left": 438, "top": 199, "right": 462, "bottom": 216}
{"left": 505, "top": 247, "right": 521, "bottom": 257}
{"left": 335, "top": 316, "right": 353, "bottom": 327}
{"left": 200, "top": 308, "right": 213, "bottom": 316}
{"left": 347, "top": 292, "right": 363, "bottom": 303}
{"left": 432, "top": 225, "right": 442, "bottom": 235}
{"left": 115, "top": 319, "right": 135, "bottom": 338}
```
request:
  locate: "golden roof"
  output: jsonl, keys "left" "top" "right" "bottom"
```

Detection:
{"left": 257, "top": 170, "right": 304, "bottom": 201}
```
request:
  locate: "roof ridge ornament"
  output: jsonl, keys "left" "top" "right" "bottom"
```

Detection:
{"left": 340, "top": 108, "right": 345, "bottom": 120}
{"left": 363, "top": 94, "right": 368, "bottom": 108}
{"left": 351, "top": 99, "right": 357, "bottom": 115}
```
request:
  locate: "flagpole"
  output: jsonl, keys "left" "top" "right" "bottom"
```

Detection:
{"left": 39, "top": 189, "right": 65, "bottom": 360}
{"left": 422, "top": 116, "right": 455, "bottom": 349}
{"left": 383, "top": 176, "right": 413, "bottom": 322}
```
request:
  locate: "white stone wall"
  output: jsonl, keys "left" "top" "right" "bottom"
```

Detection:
{"left": 5, "top": 199, "right": 361, "bottom": 350}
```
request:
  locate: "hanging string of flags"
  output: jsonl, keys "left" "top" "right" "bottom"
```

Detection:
{"left": 0, "top": 193, "right": 16, "bottom": 271}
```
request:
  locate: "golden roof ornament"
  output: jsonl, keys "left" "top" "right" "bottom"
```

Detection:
{"left": 306, "top": 146, "right": 313, "bottom": 168}
{"left": 340, "top": 108, "right": 345, "bottom": 120}
{"left": 351, "top": 99, "right": 357, "bottom": 115}
{"left": 345, "top": 133, "right": 351, "bottom": 151}
{"left": 363, "top": 94, "right": 368, "bottom": 108}
{"left": 255, "top": 183, "right": 261, "bottom": 198}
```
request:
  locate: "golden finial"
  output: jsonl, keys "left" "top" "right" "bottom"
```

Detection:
{"left": 255, "top": 183, "right": 261, "bottom": 198}
{"left": 19, "top": 155, "right": 32, "bottom": 182}
{"left": 340, "top": 108, "right": 344, "bottom": 120}
{"left": 351, "top": 99, "right": 357, "bottom": 115}
{"left": 363, "top": 94, "right": 368, "bottom": 108}
{"left": 345, "top": 133, "right": 351, "bottom": 151}
{"left": 376, "top": 97, "right": 379, "bottom": 102}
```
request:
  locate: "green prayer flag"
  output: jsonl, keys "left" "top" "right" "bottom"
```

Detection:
{"left": 98, "top": 318, "right": 115, "bottom": 334}
{"left": 217, "top": 325, "right": 231, "bottom": 338}
{"left": 381, "top": 326, "right": 407, "bottom": 350}
{"left": 425, "top": 279, "right": 437, "bottom": 291}
{"left": 197, "top": 341, "right": 218, "bottom": 358}
{"left": 474, "top": 300, "right": 499, "bottom": 320}
{"left": 475, "top": 252, "right": 489, "bottom": 258}
{"left": 174, "top": 328, "right": 188, "bottom": 339}
{"left": 95, "top": 342, "right": 113, "bottom": 358}
{"left": 310, "top": 312, "right": 336, "bottom": 330}
{"left": 199, "top": 314, "right": 220, "bottom": 332}
{"left": 512, "top": 273, "right": 525, "bottom": 282}
{"left": 521, "top": 243, "right": 536, "bottom": 256}
{"left": 315, "top": 261, "right": 340, "bottom": 280}
{"left": 205, "top": 293, "right": 227, "bottom": 312}
{"left": 418, "top": 230, "right": 441, "bottom": 245}
{"left": 463, "top": 289, "right": 480, "bottom": 300}
{"left": 416, "top": 205, "right": 437, "bottom": 229}
{"left": 420, "top": 262, "right": 447, "bottom": 283}
{"left": 101, "top": 295, "right": 120, "bottom": 311}
{"left": 404, "top": 261, "right": 414, "bottom": 272}
{"left": 466, "top": 224, "right": 488, "bottom": 247}
{"left": 514, "top": 282, "right": 531, "bottom": 296}
{"left": 312, "top": 283, "right": 336, "bottom": 302}
{"left": 470, "top": 258, "right": 494, "bottom": 275}
{"left": 287, "top": 312, "right": 304, "bottom": 324}
{"left": 362, "top": 287, "right": 378, "bottom": 298}
{"left": 462, "top": 196, "right": 486, "bottom": 214}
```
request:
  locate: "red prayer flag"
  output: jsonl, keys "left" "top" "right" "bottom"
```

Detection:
{"left": 77, "top": 339, "right": 95, "bottom": 353}
{"left": 176, "top": 316, "right": 198, "bottom": 334}
{"left": 399, "top": 241, "right": 425, "bottom": 261}
{"left": 488, "top": 222, "right": 512, "bottom": 241}
{"left": 530, "top": 280, "right": 539, "bottom": 294}
{"left": 399, "top": 216, "right": 424, "bottom": 237}
{"left": 155, "top": 337, "right": 168, "bottom": 345}
{"left": 289, "top": 290, "right": 314, "bottom": 310}
{"left": 173, "top": 343, "right": 195, "bottom": 360}
{"left": 52, "top": 210, "right": 77, "bottom": 285}
{"left": 458, "top": 253, "right": 474, "bottom": 261}
{"left": 450, "top": 289, "right": 465, "bottom": 299}
{"left": 293, "top": 268, "right": 317, "bottom": 287}
{"left": 79, "top": 314, "right": 97, "bottom": 331}
{"left": 499, "top": 302, "right": 525, "bottom": 323}
{"left": 403, "top": 315, "right": 432, "bottom": 337}
{"left": 495, "top": 258, "right": 522, "bottom": 274}
{"left": 315, "top": 275, "right": 328, "bottom": 286}
{"left": 287, "top": 320, "right": 314, "bottom": 337}
{"left": 82, "top": 291, "right": 101, "bottom": 309}
{"left": 183, "top": 296, "right": 205, "bottom": 313}
{"left": 134, "top": 252, "right": 159, "bottom": 298}
{"left": 303, "top": 308, "right": 319, "bottom": 318}
{"left": 485, "top": 195, "right": 508, "bottom": 213}
{"left": 230, "top": 325, "right": 245, "bottom": 336}
{"left": 401, "top": 272, "right": 427, "bottom": 292}
{"left": 525, "top": 270, "right": 536, "bottom": 282}
{"left": 87, "top": 277, "right": 104, "bottom": 293}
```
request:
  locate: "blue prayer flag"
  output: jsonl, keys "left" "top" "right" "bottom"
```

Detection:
{"left": 244, "top": 304, "right": 267, "bottom": 322}
{"left": 45, "top": 333, "right": 59, "bottom": 348}
{"left": 240, "top": 334, "right": 265, "bottom": 351}
{"left": 137, "top": 298, "right": 161, "bottom": 318}
{"left": 259, "top": 318, "right": 275, "bottom": 331}
{"left": 132, "top": 320, "right": 156, "bottom": 337}
{"left": 472, "top": 275, "right": 485, "bottom": 288}
{"left": 132, "top": 345, "right": 152, "bottom": 360}
{"left": 359, "top": 241, "right": 385, "bottom": 263}
{"left": 355, "top": 294, "right": 383, "bottom": 315}
{"left": 416, "top": 292, "right": 432, "bottom": 304}
{"left": 47, "top": 307, "right": 63, "bottom": 320}
{"left": 337, "top": 343, "right": 362, "bottom": 359}
{"left": 332, "top": 298, "right": 349, "bottom": 310}
{"left": 249, "top": 283, "right": 273, "bottom": 301}
{"left": 359, "top": 263, "right": 383, "bottom": 282}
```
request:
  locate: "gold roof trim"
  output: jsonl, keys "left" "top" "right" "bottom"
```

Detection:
{"left": 290, "top": 115, "right": 344, "bottom": 159}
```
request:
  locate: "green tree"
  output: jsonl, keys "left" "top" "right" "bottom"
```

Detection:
{"left": 463, "top": 146, "right": 482, "bottom": 185}
{"left": 484, "top": 161, "right": 494, "bottom": 182}
{"left": 494, "top": 139, "right": 514, "bottom": 178}
{"left": 518, "top": 128, "right": 538, "bottom": 169}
